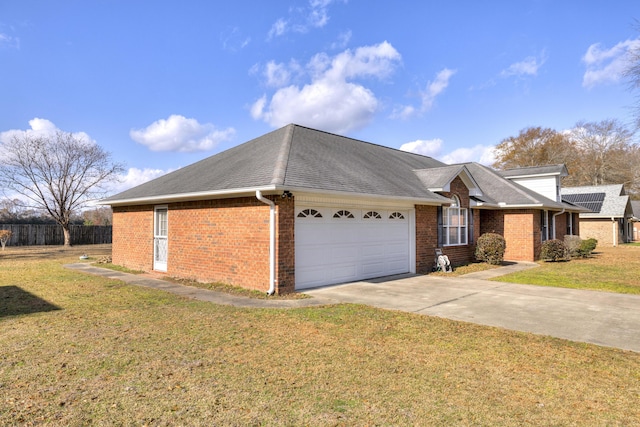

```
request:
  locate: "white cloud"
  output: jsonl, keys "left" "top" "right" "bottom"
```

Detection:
{"left": 267, "top": 0, "right": 345, "bottom": 39}
{"left": 331, "top": 30, "right": 352, "bottom": 50}
{"left": 0, "top": 32, "right": 20, "bottom": 49}
{"left": 501, "top": 53, "right": 547, "bottom": 78}
{"left": 92, "top": 167, "right": 175, "bottom": 200}
{"left": 268, "top": 18, "right": 288, "bottom": 39}
{"left": 0, "top": 118, "right": 93, "bottom": 145}
{"left": 251, "top": 41, "right": 401, "bottom": 134}
{"left": 263, "top": 60, "right": 302, "bottom": 87}
{"left": 440, "top": 145, "right": 496, "bottom": 166}
{"left": 392, "top": 68, "right": 456, "bottom": 119}
{"left": 399, "top": 138, "right": 443, "bottom": 157}
{"left": 422, "top": 68, "right": 457, "bottom": 110}
{"left": 220, "top": 27, "right": 250, "bottom": 52}
{"left": 130, "top": 115, "right": 235, "bottom": 152}
{"left": 582, "top": 38, "right": 640, "bottom": 88}
{"left": 400, "top": 137, "right": 495, "bottom": 166}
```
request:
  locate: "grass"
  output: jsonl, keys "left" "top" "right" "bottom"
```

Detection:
{"left": 1, "top": 245, "right": 639, "bottom": 425}
{"left": 430, "top": 261, "right": 500, "bottom": 277}
{"left": 494, "top": 245, "right": 640, "bottom": 294}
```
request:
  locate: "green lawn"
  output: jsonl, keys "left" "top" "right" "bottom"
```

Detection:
{"left": 494, "top": 245, "right": 640, "bottom": 294}
{"left": 1, "top": 245, "right": 639, "bottom": 425}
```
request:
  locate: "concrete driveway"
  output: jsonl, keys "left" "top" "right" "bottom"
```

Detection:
{"left": 303, "top": 270, "right": 640, "bottom": 353}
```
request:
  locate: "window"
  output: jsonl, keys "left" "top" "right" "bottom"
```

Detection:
{"left": 333, "top": 210, "right": 354, "bottom": 219}
{"left": 566, "top": 213, "right": 573, "bottom": 236}
{"left": 389, "top": 212, "right": 405, "bottom": 220}
{"left": 442, "top": 196, "right": 467, "bottom": 246}
{"left": 363, "top": 211, "right": 382, "bottom": 219}
{"left": 297, "top": 208, "right": 322, "bottom": 218}
{"left": 541, "top": 210, "right": 549, "bottom": 242}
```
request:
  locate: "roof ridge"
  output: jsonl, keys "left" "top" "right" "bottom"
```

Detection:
{"left": 270, "top": 124, "right": 295, "bottom": 185}
{"left": 287, "top": 123, "right": 445, "bottom": 164}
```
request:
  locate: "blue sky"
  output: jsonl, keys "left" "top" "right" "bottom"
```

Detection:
{"left": 1, "top": 1, "right": 638, "bottom": 194}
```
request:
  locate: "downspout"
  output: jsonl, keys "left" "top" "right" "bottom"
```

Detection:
{"left": 552, "top": 208, "right": 565, "bottom": 239}
{"left": 256, "top": 190, "right": 276, "bottom": 295}
{"left": 612, "top": 217, "right": 617, "bottom": 247}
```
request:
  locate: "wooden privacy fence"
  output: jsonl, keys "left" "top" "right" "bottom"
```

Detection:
{"left": 0, "top": 224, "right": 112, "bottom": 246}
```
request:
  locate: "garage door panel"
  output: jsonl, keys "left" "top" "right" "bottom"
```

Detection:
{"left": 295, "top": 206, "right": 411, "bottom": 289}
{"left": 330, "top": 263, "right": 359, "bottom": 282}
{"left": 361, "top": 244, "right": 385, "bottom": 258}
{"left": 296, "top": 266, "right": 329, "bottom": 288}
{"left": 361, "top": 261, "right": 386, "bottom": 277}
{"left": 386, "top": 242, "right": 409, "bottom": 256}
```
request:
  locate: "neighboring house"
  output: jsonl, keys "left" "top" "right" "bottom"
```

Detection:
{"left": 101, "top": 124, "right": 582, "bottom": 294}
{"left": 561, "top": 184, "right": 636, "bottom": 246}
{"left": 632, "top": 201, "right": 640, "bottom": 242}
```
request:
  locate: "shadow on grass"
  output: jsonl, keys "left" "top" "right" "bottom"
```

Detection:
{"left": 0, "top": 286, "right": 61, "bottom": 318}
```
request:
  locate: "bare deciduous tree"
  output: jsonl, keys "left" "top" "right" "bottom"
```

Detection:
{"left": 493, "top": 120, "right": 640, "bottom": 198}
{"left": 624, "top": 22, "right": 640, "bottom": 129}
{"left": 492, "top": 127, "right": 576, "bottom": 170}
{"left": 0, "top": 131, "right": 124, "bottom": 246}
{"left": 567, "top": 119, "right": 635, "bottom": 188}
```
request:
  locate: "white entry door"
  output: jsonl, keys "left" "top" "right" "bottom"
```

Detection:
{"left": 295, "top": 206, "right": 411, "bottom": 289}
{"left": 154, "top": 206, "right": 168, "bottom": 272}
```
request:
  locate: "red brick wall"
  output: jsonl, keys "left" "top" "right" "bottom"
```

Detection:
{"left": 168, "top": 197, "right": 271, "bottom": 292}
{"left": 480, "top": 209, "right": 539, "bottom": 261}
{"left": 415, "top": 205, "right": 438, "bottom": 274}
{"left": 112, "top": 205, "right": 154, "bottom": 271}
{"left": 112, "top": 196, "right": 298, "bottom": 294}
{"left": 275, "top": 196, "right": 295, "bottom": 294}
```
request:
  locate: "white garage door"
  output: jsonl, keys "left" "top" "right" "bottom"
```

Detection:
{"left": 295, "top": 206, "right": 411, "bottom": 289}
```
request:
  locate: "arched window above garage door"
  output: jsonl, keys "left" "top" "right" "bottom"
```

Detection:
{"left": 333, "top": 210, "right": 355, "bottom": 219}
{"left": 389, "top": 211, "right": 405, "bottom": 220}
{"left": 297, "top": 208, "right": 322, "bottom": 218}
{"left": 363, "top": 211, "right": 382, "bottom": 219}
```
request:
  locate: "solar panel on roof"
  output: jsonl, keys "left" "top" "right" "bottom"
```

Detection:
{"left": 562, "top": 192, "right": 605, "bottom": 213}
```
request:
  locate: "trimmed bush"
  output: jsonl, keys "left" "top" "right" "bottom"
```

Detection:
{"left": 475, "top": 233, "right": 506, "bottom": 265}
{"left": 579, "top": 238, "right": 598, "bottom": 257}
{"left": 540, "top": 239, "right": 567, "bottom": 262}
{"left": 564, "top": 235, "right": 582, "bottom": 259}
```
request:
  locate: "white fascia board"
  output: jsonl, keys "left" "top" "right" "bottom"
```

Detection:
{"left": 470, "top": 201, "right": 500, "bottom": 209}
{"left": 99, "top": 185, "right": 280, "bottom": 206}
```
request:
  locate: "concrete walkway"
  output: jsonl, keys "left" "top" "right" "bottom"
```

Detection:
{"left": 65, "top": 262, "right": 640, "bottom": 353}
{"left": 64, "top": 263, "right": 332, "bottom": 309}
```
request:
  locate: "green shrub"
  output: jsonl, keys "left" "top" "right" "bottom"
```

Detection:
{"left": 540, "top": 239, "right": 567, "bottom": 262}
{"left": 579, "top": 238, "right": 598, "bottom": 257}
{"left": 564, "top": 235, "right": 582, "bottom": 259}
{"left": 475, "top": 233, "right": 506, "bottom": 265}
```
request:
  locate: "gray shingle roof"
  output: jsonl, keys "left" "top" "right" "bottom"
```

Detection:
{"left": 102, "top": 123, "right": 583, "bottom": 211}
{"left": 414, "top": 165, "right": 469, "bottom": 190}
{"left": 102, "top": 124, "right": 451, "bottom": 205}
{"left": 463, "top": 163, "right": 571, "bottom": 209}
{"left": 561, "top": 184, "right": 629, "bottom": 217}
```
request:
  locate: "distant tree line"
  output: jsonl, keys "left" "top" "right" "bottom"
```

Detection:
{"left": 0, "top": 199, "right": 112, "bottom": 226}
{"left": 492, "top": 119, "right": 640, "bottom": 199}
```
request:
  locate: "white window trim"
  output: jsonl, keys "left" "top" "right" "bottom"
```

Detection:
{"left": 443, "top": 196, "right": 468, "bottom": 247}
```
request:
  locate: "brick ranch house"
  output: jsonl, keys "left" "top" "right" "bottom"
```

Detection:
{"left": 101, "top": 124, "right": 583, "bottom": 294}
{"left": 562, "top": 184, "right": 638, "bottom": 246}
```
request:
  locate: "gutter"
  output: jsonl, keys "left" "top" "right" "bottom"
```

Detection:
{"left": 552, "top": 208, "right": 565, "bottom": 239}
{"left": 256, "top": 190, "right": 276, "bottom": 296}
